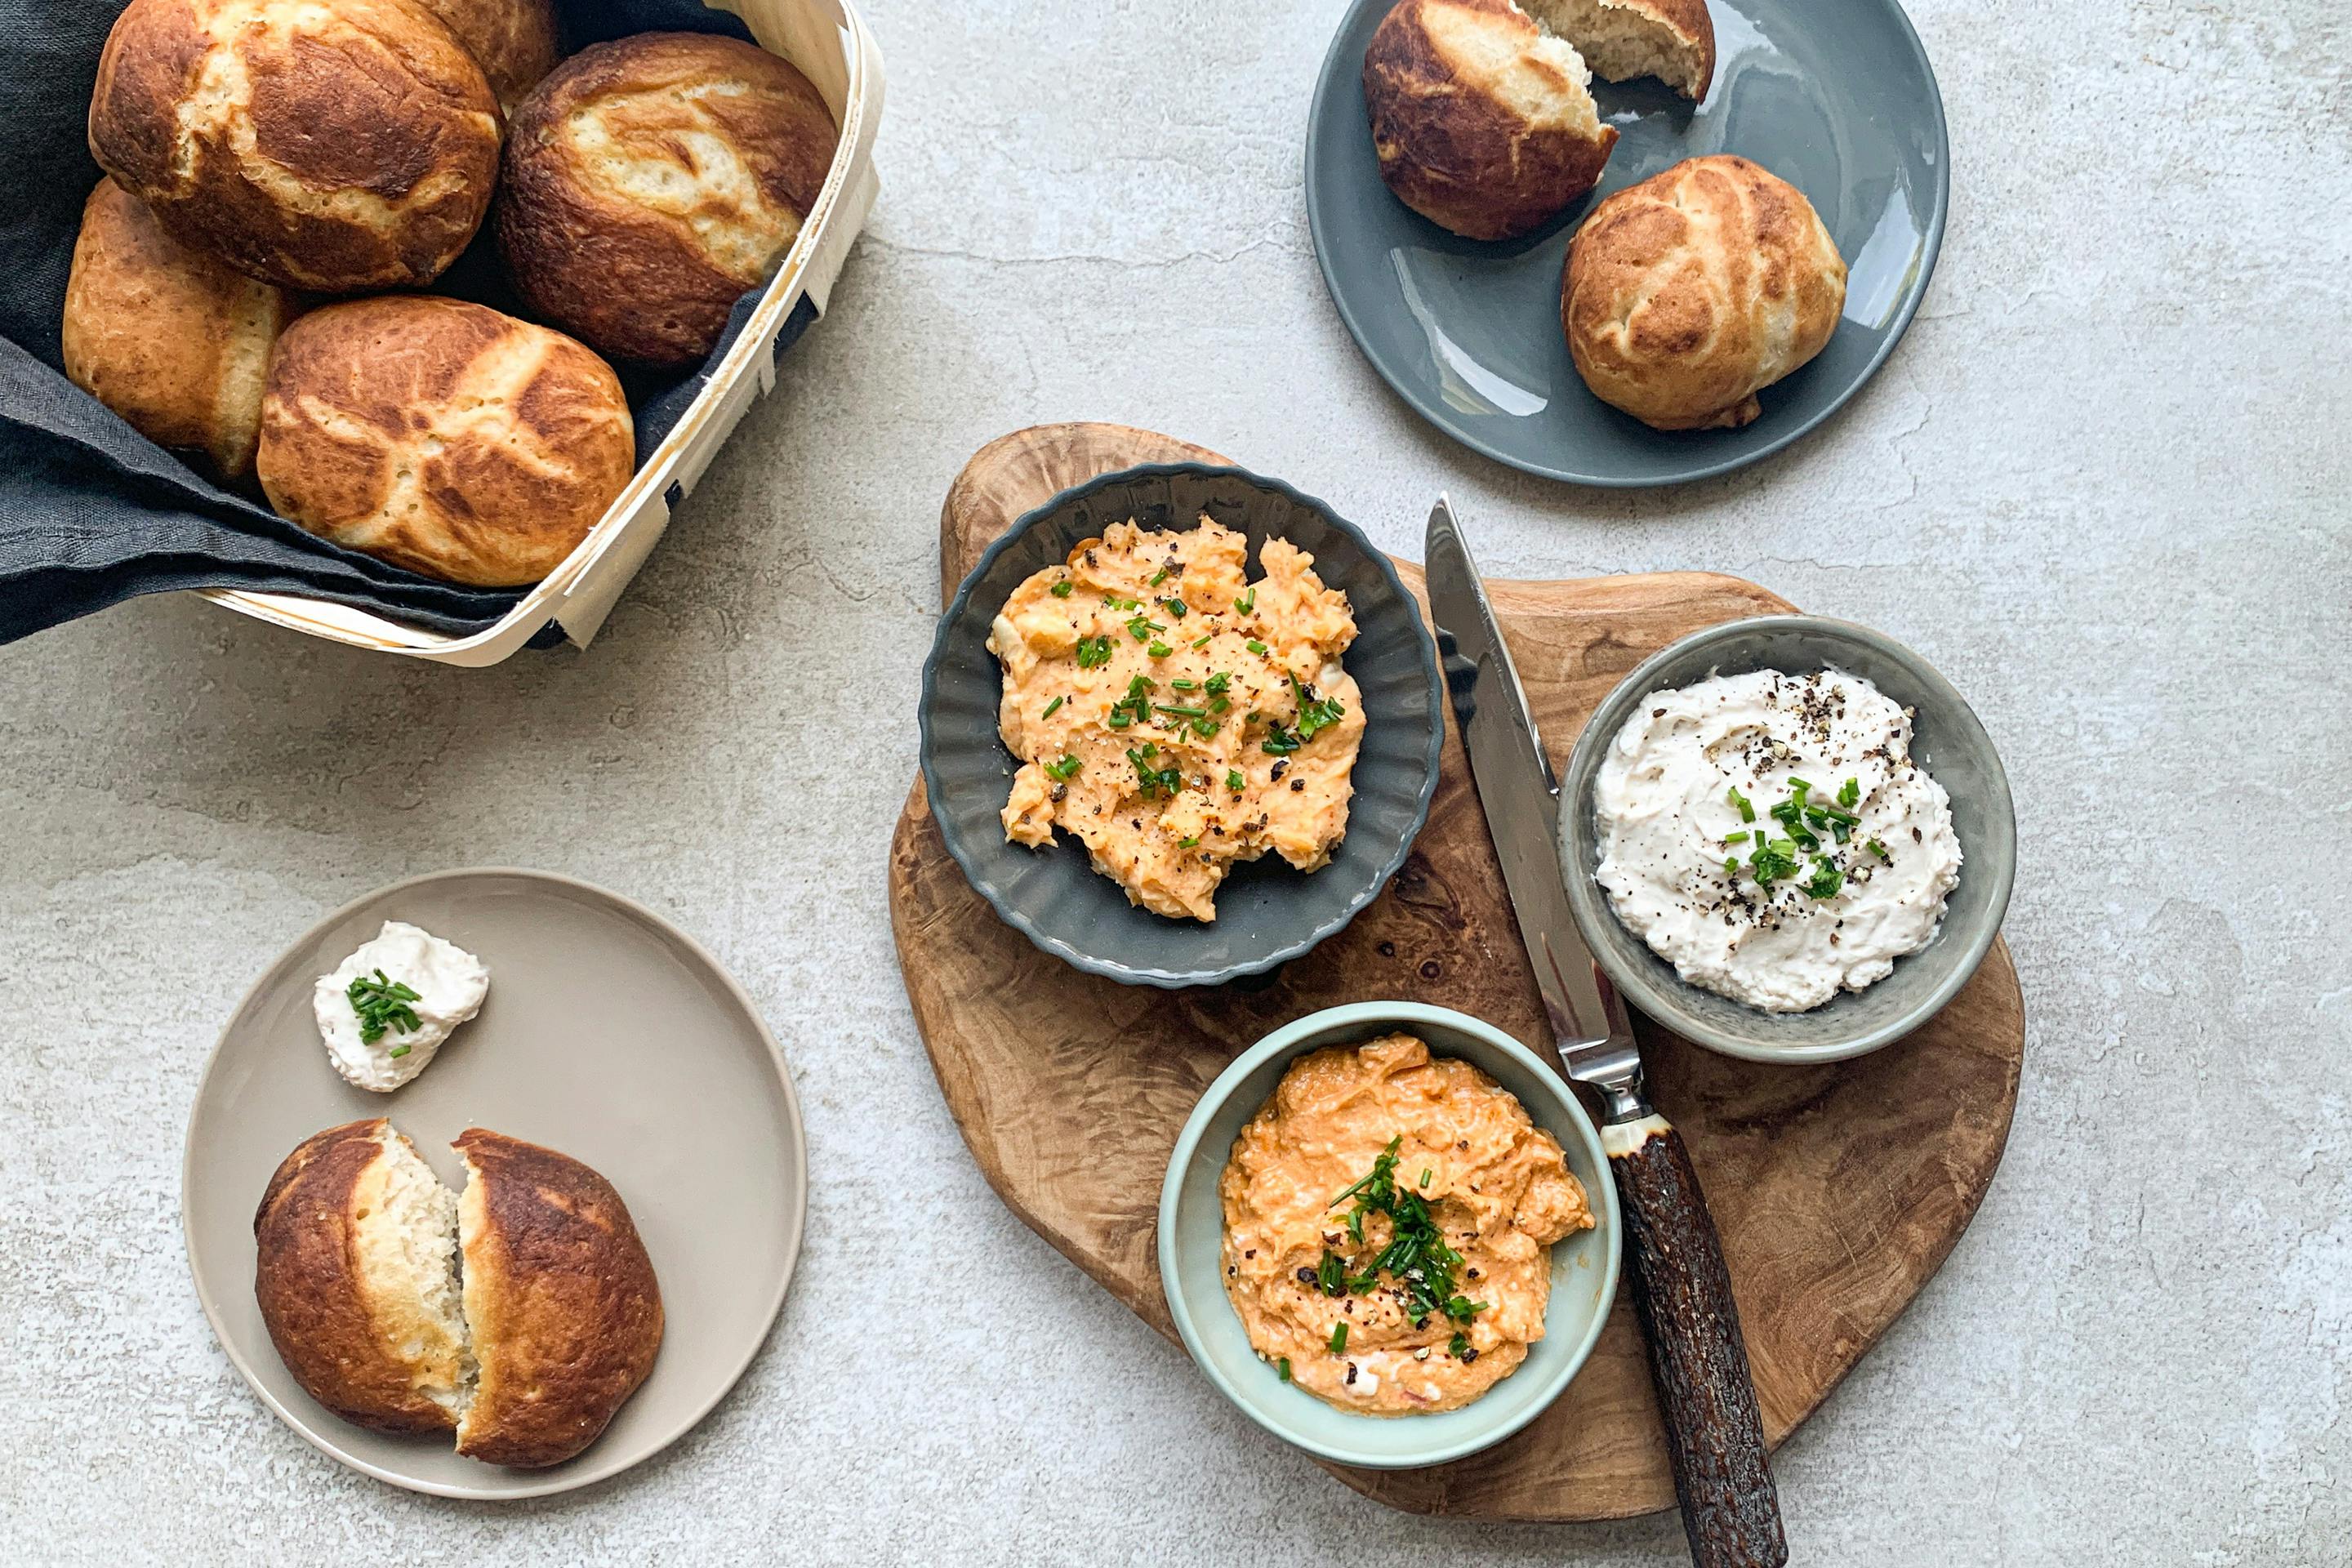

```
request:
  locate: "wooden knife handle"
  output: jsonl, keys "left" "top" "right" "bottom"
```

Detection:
{"left": 1607, "top": 1115, "right": 1787, "bottom": 1568}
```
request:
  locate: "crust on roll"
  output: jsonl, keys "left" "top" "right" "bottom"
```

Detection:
{"left": 253, "top": 1120, "right": 472, "bottom": 1434}
{"left": 62, "top": 178, "right": 297, "bottom": 482}
{"left": 1563, "top": 155, "right": 1847, "bottom": 430}
{"left": 1523, "top": 0, "right": 1714, "bottom": 100}
{"left": 497, "top": 32, "right": 840, "bottom": 367}
{"left": 1364, "top": 0, "right": 1619, "bottom": 242}
{"left": 87, "top": 0, "right": 502, "bottom": 293}
{"left": 453, "top": 1129, "right": 664, "bottom": 1469}
{"left": 416, "top": 0, "right": 560, "bottom": 112}
{"left": 256, "top": 296, "right": 635, "bottom": 587}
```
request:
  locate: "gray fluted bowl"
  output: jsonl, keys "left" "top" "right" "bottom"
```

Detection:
{"left": 918, "top": 464, "right": 1443, "bottom": 987}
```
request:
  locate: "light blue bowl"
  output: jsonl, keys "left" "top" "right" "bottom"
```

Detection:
{"left": 1158, "top": 1002, "right": 1619, "bottom": 1469}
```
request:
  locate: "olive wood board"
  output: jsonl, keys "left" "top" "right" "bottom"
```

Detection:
{"left": 889, "top": 422, "right": 2024, "bottom": 1521}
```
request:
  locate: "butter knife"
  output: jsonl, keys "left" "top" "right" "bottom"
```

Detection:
{"left": 1424, "top": 498, "right": 1786, "bottom": 1568}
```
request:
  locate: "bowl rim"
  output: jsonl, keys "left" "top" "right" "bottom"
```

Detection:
{"left": 1300, "top": 0, "right": 1952, "bottom": 488}
{"left": 1156, "top": 1000, "right": 1622, "bottom": 1469}
{"left": 1557, "top": 613, "right": 2017, "bottom": 1063}
{"left": 916, "top": 461, "right": 1446, "bottom": 987}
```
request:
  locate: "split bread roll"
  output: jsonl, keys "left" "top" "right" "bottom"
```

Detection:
{"left": 497, "top": 33, "right": 841, "bottom": 368}
{"left": 1363, "top": 0, "right": 1714, "bottom": 240}
{"left": 1563, "top": 155, "right": 1847, "bottom": 430}
{"left": 256, "top": 296, "right": 635, "bottom": 587}
{"left": 87, "top": 0, "right": 502, "bottom": 293}
{"left": 1364, "top": 0, "right": 1617, "bottom": 242}
{"left": 61, "top": 179, "right": 298, "bottom": 483}
{"left": 254, "top": 1120, "right": 663, "bottom": 1468}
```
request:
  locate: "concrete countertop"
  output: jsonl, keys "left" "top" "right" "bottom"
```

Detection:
{"left": 3, "top": 0, "right": 2345, "bottom": 1561}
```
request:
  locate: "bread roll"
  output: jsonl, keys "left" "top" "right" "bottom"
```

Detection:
{"left": 256, "top": 296, "right": 635, "bottom": 587}
{"left": 1522, "top": 0, "right": 1713, "bottom": 100}
{"left": 1563, "top": 155, "right": 1847, "bottom": 430}
{"left": 87, "top": 0, "right": 502, "bottom": 293}
{"left": 497, "top": 33, "right": 840, "bottom": 367}
{"left": 453, "top": 1129, "right": 663, "bottom": 1468}
{"left": 417, "top": 0, "right": 560, "bottom": 112}
{"left": 61, "top": 179, "right": 297, "bottom": 482}
{"left": 1364, "top": 0, "right": 1619, "bottom": 241}
{"left": 253, "top": 1120, "right": 470, "bottom": 1434}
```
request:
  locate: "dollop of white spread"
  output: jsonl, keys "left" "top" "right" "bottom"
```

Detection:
{"left": 1592, "top": 668, "right": 1962, "bottom": 1013}
{"left": 314, "top": 921, "right": 489, "bottom": 1091}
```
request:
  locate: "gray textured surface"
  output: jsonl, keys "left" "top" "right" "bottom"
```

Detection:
{"left": 2, "top": 0, "right": 2346, "bottom": 1561}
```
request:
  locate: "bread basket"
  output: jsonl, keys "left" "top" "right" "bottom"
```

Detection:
{"left": 192, "top": 0, "right": 883, "bottom": 666}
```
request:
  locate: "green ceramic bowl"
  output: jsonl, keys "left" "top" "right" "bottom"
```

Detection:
{"left": 1158, "top": 1002, "right": 1619, "bottom": 1469}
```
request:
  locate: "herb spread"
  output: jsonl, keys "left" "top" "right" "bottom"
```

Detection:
{"left": 990, "top": 517, "right": 1362, "bottom": 920}
{"left": 313, "top": 921, "right": 489, "bottom": 1092}
{"left": 1592, "top": 668, "right": 1962, "bottom": 1012}
{"left": 1218, "top": 1035, "right": 1593, "bottom": 1414}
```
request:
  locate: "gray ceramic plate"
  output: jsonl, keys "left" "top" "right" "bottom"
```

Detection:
{"left": 183, "top": 868, "right": 806, "bottom": 1499}
{"left": 919, "top": 464, "right": 1444, "bottom": 987}
{"left": 1159, "top": 1002, "right": 1619, "bottom": 1468}
{"left": 1558, "top": 617, "right": 2015, "bottom": 1062}
{"left": 1304, "top": 0, "right": 1949, "bottom": 486}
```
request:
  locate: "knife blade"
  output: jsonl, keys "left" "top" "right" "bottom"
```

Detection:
{"left": 1421, "top": 497, "right": 1646, "bottom": 1117}
{"left": 1424, "top": 497, "right": 1787, "bottom": 1568}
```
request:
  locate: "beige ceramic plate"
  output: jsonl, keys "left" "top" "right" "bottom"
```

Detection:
{"left": 183, "top": 868, "right": 806, "bottom": 1499}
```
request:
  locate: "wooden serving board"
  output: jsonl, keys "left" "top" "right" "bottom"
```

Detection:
{"left": 890, "top": 424, "right": 2024, "bottom": 1521}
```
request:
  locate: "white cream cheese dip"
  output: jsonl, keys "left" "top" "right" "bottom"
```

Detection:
{"left": 314, "top": 921, "right": 489, "bottom": 1091}
{"left": 1592, "top": 668, "right": 1961, "bottom": 1013}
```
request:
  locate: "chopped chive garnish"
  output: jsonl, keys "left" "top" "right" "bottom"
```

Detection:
{"left": 1191, "top": 635, "right": 1211, "bottom": 649}
{"left": 1192, "top": 718, "right": 1218, "bottom": 738}
{"left": 1147, "top": 641, "right": 1173, "bottom": 659}
{"left": 346, "top": 969, "right": 422, "bottom": 1045}
{"left": 1049, "top": 578, "right": 1073, "bottom": 598}
{"left": 1419, "top": 1169, "right": 1432, "bottom": 1187}
{"left": 1149, "top": 566, "right": 1169, "bottom": 586}
{"left": 1236, "top": 588, "right": 1255, "bottom": 614}
{"left": 1041, "top": 695, "right": 1064, "bottom": 719}
{"left": 1160, "top": 597, "right": 1188, "bottom": 619}
{"left": 1075, "top": 635, "right": 1112, "bottom": 668}
{"left": 1724, "top": 857, "right": 1740, "bottom": 878}
{"left": 1868, "top": 838, "right": 1891, "bottom": 862}
{"left": 1169, "top": 679, "right": 1198, "bottom": 691}
{"left": 1178, "top": 835, "right": 1200, "bottom": 849}
{"left": 1226, "top": 768, "right": 1245, "bottom": 792}
{"left": 1330, "top": 1322, "right": 1348, "bottom": 1355}
{"left": 1838, "top": 777, "right": 1860, "bottom": 808}
{"left": 1728, "top": 785, "right": 1755, "bottom": 822}
{"left": 1043, "top": 754, "right": 1081, "bottom": 782}
{"left": 1156, "top": 703, "right": 1206, "bottom": 719}
{"left": 1205, "top": 672, "right": 1231, "bottom": 695}
{"left": 1448, "top": 1332, "right": 1468, "bottom": 1358}
{"left": 386, "top": 1044, "right": 411, "bottom": 1058}
{"left": 1245, "top": 639, "right": 1268, "bottom": 655}
{"left": 1802, "top": 857, "right": 1843, "bottom": 900}
{"left": 1788, "top": 776, "right": 1814, "bottom": 792}
{"left": 1276, "top": 1356, "right": 1292, "bottom": 1382}
{"left": 1724, "top": 830, "right": 1748, "bottom": 844}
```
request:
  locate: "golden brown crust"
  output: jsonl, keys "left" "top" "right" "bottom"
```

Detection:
{"left": 454, "top": 1129, "right": 663, "bottom": 1468}
{"left": 1632, "top": 0, "right": 1714, "bottom": 96}
{"left": 253, "top": 1120, "right": 458, "bottom": 1436}
{"left": 256, "top": 296, "right": 635, "bottom": 586}
{"left": 416, "top": 0, "right": 559, "bottom": 112}
{"left": 62, "top": 178, "right": 297, "bottom": 481}
{"left": 1563, "top": 155, "right": 1846, "bottom": 430}
{"left": 88, "top": 0, "right": 502, "bottom": 292}
{"left": 497, "top": 32, "right": 840, "bottom": 367}
{"left": 1363, "top": 0, "right": 1617, "bottom": 242}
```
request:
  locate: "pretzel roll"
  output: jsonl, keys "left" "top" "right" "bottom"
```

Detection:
{"left": 257, "top": 296, "right": 634, "bottom": 586}
{"left": 87, "top": 0, "right": 502, "bottom": 293}
{"left": 416, "top": 0, "right": 560, "bottom": 112}
{"left": 1364, "top": 0, "right": 1618, "bottom": 242}
{"left": 1564, "top": 156, "right": 1847, "bottom": 430}
{"left": 62, "top": 178, "right": 298, "bottom": 482}
{"left": 497, "top": 32, "right": 840, "bottom": 368}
